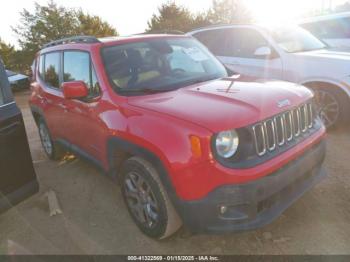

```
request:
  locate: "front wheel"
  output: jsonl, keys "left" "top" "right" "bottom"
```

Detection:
{"left": 311, "top": 87, "right": 348, "bottom": 129}
{"left": 121, "top": 157, "right": 182, "bottom": 239}
{"left": 38, "top": 118, "right": 65, "bottom": 160}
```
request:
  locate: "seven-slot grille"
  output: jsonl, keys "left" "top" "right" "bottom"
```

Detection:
{"left": 252, "top": 102, "right": 314, "bottom": 157}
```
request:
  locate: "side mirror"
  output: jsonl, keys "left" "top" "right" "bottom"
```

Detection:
{"left": 254, "top": 46, "right": 272, "bottom": 57}
{"left": 62, "top": 81, "right": 88, "bottom": 99}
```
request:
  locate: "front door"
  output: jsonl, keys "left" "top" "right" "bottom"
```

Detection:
{"left": 60, "top": 51, "right": 105, "bottom": 163}
{"left": 219, "top": 28, "right": 283, "bottom": 80}
{"left": 0, "top": 59, "right": 39, "bottom": 213}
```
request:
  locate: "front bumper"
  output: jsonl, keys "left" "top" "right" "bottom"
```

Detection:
{"left": 176, "top": 139, "right": 326, "bottom": 233}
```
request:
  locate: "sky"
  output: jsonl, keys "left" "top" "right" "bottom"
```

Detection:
{"left": 0, "top": 0, "right": 348, "bottom": 48}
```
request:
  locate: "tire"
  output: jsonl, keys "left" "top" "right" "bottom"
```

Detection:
{"left": 121, "top": 156, "right": 182, "bottom": 239}
{"left": 38, "top": 118, "right": 65, "bottom": 160}
{"left": 309, "top": 85, "right": 349, "bottom": 129}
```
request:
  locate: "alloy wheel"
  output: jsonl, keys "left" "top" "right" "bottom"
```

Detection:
{"left": 124, "top": 171, "right": 160, "bottom": 228}
{"left": 313, "top": 90, "right": 340, "bottom": 128}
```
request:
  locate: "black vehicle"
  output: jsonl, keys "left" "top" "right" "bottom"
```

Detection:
{"left": 0, "top": 58, "right": 39, "bottom": 213}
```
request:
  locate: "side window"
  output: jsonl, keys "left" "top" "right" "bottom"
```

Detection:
{"left": 44, "top": 52, "right": 60, "bottom": 88}
{"left": 341, "top": 18, "right": 350, "bottom": 37}
{"left": 230, "top": 28, "right": 270, "bottom": 59}
{"left": 301, "top": 23, "right": 323, "bottom": 38}
{"left": 63, "top": 51, "right": 100, "bottom": 98}
{"left": 321, "top": 20, "right": 346, "bottom": 39}
{"left": 194, "top": 29, "right": 232, "bottom": 56}
{"left": 39, "top": 55, "right": 45, "bottom": 79}
{"left": 304, "top": 19, "right": 349, "bottom": 39}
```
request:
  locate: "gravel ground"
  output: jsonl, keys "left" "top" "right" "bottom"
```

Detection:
{"left": 0, "top": 90, "right": 349, "bottom": 255}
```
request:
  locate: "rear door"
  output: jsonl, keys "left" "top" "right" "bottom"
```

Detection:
{"left": 36, "top": 52, "right": 66, "bottom": 140}
{"left": 0, "top": 58, "right": 39, "bottom": 213}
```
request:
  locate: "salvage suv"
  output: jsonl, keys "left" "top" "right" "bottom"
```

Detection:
{"left": 30, "top": 35, "right": 327, "bottom": 239}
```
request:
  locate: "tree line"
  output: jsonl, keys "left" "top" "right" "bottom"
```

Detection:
{"left": 2, "top": 0, "right": 350, "bottom": 74}
{"left": 1, "top": 0, "right": 118, "bottom": 73}
{"left": 0, "top": 0, "right": 253, "bottom": 73}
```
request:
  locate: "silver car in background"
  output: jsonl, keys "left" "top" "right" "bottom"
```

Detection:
{"left": 300, "top": 12, "right": 350, "bottom": 49}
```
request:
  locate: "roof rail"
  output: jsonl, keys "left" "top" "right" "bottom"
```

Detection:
{"left": 43, "top": 36, "right": 101, "bottom": 48}
{"left": 188, "top": 23, "right": 254, "bottom": 33}
{"left": 136, "top": 30, "right": 185, "bottom": 35}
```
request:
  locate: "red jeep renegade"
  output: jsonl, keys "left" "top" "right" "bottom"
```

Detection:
{"left": 30, "top": 35, "right": 327, "bottom": 239}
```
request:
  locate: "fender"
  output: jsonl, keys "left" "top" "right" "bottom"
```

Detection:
{"left": 30, "top": 105, "right": 45, "bottom": 125}
{"left": 106, "top": 136, "right": 181, "bottom": 207}
{"left": 300, "top": 77, "right": 350, "bottom": 97}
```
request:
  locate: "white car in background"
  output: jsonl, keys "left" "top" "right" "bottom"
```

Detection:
{"left": 189, "top": 24, "right": 350, "bottom": 128}
{"left": 300, "top": 12, "right": 350, "bottom": 49}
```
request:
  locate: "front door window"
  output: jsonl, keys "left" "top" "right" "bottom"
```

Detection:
{"left": 63, "top": 51, "right": 101, "bottom": 99}
{"left": 230, "top": 28, "right": 270, "bottom": 59}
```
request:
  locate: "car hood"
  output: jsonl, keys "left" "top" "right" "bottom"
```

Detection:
{"left": 291, "top": 49, "right": 350, "bottom": 79}
{"left": 295, "top": 49, "right": 350, "bottom": 61}
{"left": 128, "top": 77, "right": 313, "bottom": 133}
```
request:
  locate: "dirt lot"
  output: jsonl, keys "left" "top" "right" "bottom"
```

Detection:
{"left": 0, "top": 90, "right": 349, "bottom": 255}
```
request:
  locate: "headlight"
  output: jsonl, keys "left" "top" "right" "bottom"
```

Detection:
{"left": 215, "top": 129, "right": 239, "bottom": 158}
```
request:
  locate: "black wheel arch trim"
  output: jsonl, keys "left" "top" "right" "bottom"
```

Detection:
{"left": 30, "top": 105, "right": 45, "bottom": 125}
{"left": 107, "top": 136, "right": 183, "bottom": 214}
{"left": 303, "top": 81, "right": 350, "bottom": 105}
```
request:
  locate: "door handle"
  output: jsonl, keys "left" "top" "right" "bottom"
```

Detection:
{"left": 0, "top": 122, "right": 21, "bottom": 136}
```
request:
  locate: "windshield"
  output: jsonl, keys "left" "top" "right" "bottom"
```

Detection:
{"left": 101, "top": 37, "right": 227, "bottom": 94}
{"left": 271, "top": 26, "right": 327, "bottom": 53}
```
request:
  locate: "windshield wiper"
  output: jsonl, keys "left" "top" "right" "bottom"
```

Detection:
{"left": 182, "top": 76, "right": 218, "bottom": 86}
{"left": 119, "top": 87, "right": 176, "bottom": 94}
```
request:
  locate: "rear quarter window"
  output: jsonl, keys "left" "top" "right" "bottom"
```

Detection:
{"left": 39, "top": 55, "right": 45, "bottom": 79}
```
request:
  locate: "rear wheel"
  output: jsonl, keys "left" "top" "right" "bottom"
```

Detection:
{"left": 38, "top": 118, "right": 65, "bottom": 160}
{"left": 121, "top": 157, "right": 182, "bottom": 239}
